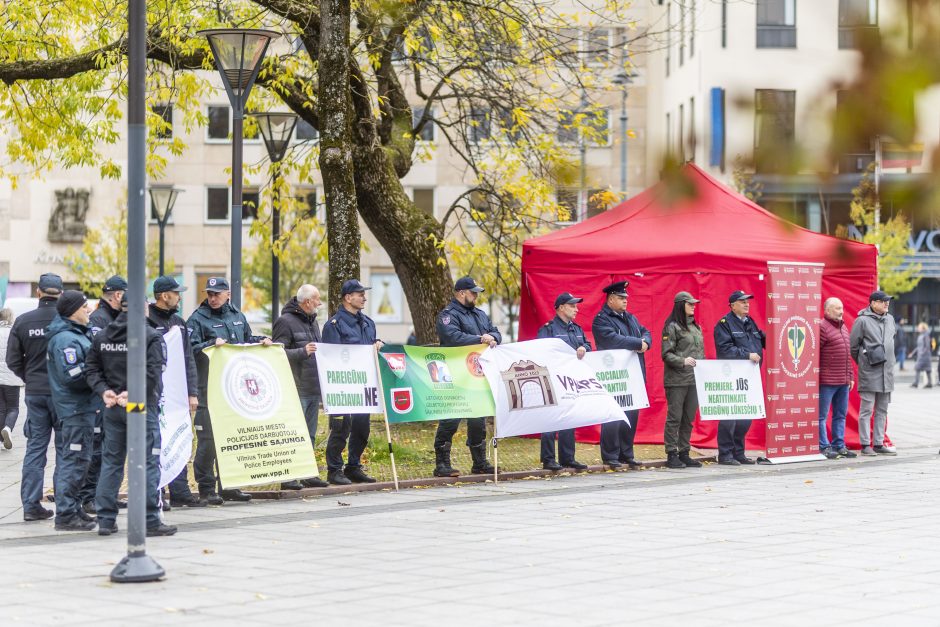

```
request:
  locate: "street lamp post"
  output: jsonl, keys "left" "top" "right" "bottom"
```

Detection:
{"left": 148, "top": 185, "right": 182, "bottom": 276}
{"left": 198, "top": 28, "right": 278, "bottom": 309}
{"left": 612, "top": 71, "right": 634, "bottom": 197}
{"left": 252, "top": 112, "right": 298, "bottom": 322}
{"left": 110, "top": 0, "right": 162, "bottom": 583}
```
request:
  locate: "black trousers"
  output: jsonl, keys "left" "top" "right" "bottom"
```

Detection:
{"left": 0, "top": 384, "right": 20, "bottom": 430}
{"left": 600, "top": 410, "right": 640, "bottom": 462}
{"left": 326, "top": 414, "right": 370, "bottom": 472}
{"left": 193, "top": 404, "right": 218, "bottom": 494}
{"left": 540, "top": 429, "right": 576, "bottom": 464}
{"left": 717, "top": 419, "right": 752, "bottom": 460}
{"left": 434, "top": 417, "right": 486, "bottom": 449}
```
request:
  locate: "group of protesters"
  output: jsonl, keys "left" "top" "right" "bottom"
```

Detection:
{"left": 0, "top": 268, "right": 903, "bottom": 534}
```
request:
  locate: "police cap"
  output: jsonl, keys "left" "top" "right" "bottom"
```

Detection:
{"left": 554, "top": 292, "right": 583, "bottom": 308}
{"left": 341, "top": 279, "right": 371, "bottom": 296}
{"left": 454, "top": 277, "right": 484, "bottom": 293}
{"left": 602, "top": 281, "right": 629, "bottom": 297}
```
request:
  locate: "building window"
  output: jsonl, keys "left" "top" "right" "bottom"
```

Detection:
{"left": 584, "top": 28, "right": 610, "bottom": 65}
{"left": 689, "top": 96, "right": 696, "bottom": 162}
{"left": 690, "top": 0, "right": 696, "bottom": 57}
{"left": 243, "top": 188, "right": 260, "bottom": 221}
{"left": 556, "top": 188, "right": 578, "bottom": 222}
{"left": 206, "top": 187, "right": 229, "bottom": 221}
{"left": 679, "top": 1, "right": 686, "bottom": 66}
{"left": 721, "top": 0, "right": 728, "bottom": 48}
{"left": 666, "top": 3, "right": 672, "bottom": 76}
{"left": 839, "top": 0, "right": 879, "bottom": 49}
{"left": 557, "top": 109, "right": 609, "bottom": 146}
{"left": 754, "top": 89, "right": 795, "bottom": 173}
{"left": 666, "top": 111, "right": 672, "bottom": 157}
{"left": 207, "top": 106, "right": 230, "bottom": 141}
{"left": 152, "top": 104, "right": 173, "bottom": 139}
{"left": 678, "top": 103, "right": 685, "bottom": 161}
{"left": 586, "top": 188, "right": 606, "bottom": 219}
{"left": 295, "top": 119, "right": 319, "bottom": 142}
{"left": 557, "top": 110, "right": 579, "bottom": 145}
{"left": 412, "top": 188, "right": 435, "bottom": 216}
{"left": 295, "top": 187, "right": 322, "bottom": 221}
{"left": 412, "top": 106, "right": 435, "bottom": 142}
{"left": 836, "top": 90, "right": 875, "bottom": 173}
{"left": 757, "top": 0, "right": 796, "bottom": 48}
{"left": 586, "top": 109, "right": 610, "bottom": 146}
{"left": 469, "top": 107, "right": 492, "bottom": 143}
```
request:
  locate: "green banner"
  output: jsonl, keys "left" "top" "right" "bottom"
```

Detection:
{"left": 206, "top": 344, "right": 319, "bottom": 487}
{"left": 377, "top": 344, "right": 495, "bottom": 423}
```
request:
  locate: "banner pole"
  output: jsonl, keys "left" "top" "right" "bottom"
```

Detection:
{"left": 373, "top": 346, "right": 399, "bottom": 491}
{"left": 493, "top": 436, "right": 498, "bottom": 484}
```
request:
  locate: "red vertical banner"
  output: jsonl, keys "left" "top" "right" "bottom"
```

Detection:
{"left": 764, "top": 262, "right": 826, "bottom": 463}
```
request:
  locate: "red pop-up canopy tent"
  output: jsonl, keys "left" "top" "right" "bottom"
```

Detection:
{"left": 519, "top": 164, "right": 879, "bottom": 450}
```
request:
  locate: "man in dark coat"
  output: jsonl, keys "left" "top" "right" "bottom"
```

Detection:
{"left": 591, "top": 280, "right": 651, "bottom": 469}
{"left": 271, "top": 284, "right": 328, "bottom": 489}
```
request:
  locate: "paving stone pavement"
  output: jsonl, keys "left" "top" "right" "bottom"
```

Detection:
{"left": 0, "top": 372, "right": 938, "bottom": 627}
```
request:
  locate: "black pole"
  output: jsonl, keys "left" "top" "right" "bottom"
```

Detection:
{"left": 271, "top": 161, "right": 280, "bottom": 322}
{"left": 158, "top": 221, "right": 166, "bottom": 277}
{"left": 231, "top": 109, "right": 244, "bottom": 309}
{"left": 111, "top": 0, "right": 164, "bottom": 583}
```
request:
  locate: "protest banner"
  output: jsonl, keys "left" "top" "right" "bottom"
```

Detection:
{"left": 158, "top": 326, "right": 193, "bottom": 488}
{"left": 376, "top": 344, "right": 495, "bottom": 423}
{"left": 583, "top": 349, "right": 650, "bottom": 412}
{"left": 694, "top": 359, "right": 766, "bottom": 421}
{"left": 478, "top": 338, "right": 625, "bottom": 439}
{"left": 206, "top": 344, "right": 319, "bottom": 487}
{"left": 315, "top": 342, "right": 383, "bottom": 414}
{"left": 764, "top": 261, "right": 826, "bottom": 462}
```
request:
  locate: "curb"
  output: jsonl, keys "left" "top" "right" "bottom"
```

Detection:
{"left": 247, "top": 454, "right": 720, "bottom": 500}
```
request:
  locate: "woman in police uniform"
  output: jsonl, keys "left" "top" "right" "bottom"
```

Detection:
{"left": 660, "top": 292, "right": 705, "bottom": 469}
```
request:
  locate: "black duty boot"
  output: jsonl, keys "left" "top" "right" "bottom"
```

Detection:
{"left": 433, "top": 443, "right": 461, "bottom": 477}
{"left": 220, "top": 489, "right": 252, "bottom": 502}
{"left": 678, "top": 451, "right": 703, "bottom": 468}
{"left": 666, "top": 451, "right": 685, "bottom": 469}
{"left": 344, "top": 467, "right": 377, "bottom": 483}
{"left": 469, "top": 444, "right": 495, "bottom": 474}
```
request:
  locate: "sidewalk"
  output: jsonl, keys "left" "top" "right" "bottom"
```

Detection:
{"left": 0, "top": 373, "right": 937, "bottom": 626}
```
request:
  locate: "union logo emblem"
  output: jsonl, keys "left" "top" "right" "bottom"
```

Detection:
{"left": 382, "top": 353, "right": 407, "bottom": 379}
{"left": 221, "top": 353, "right": 281, "bottom": 420}
{"left": 390, "top": 387, "right": 413, "bottom": 414}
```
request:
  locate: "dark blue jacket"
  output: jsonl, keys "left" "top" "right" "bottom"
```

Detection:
{"left": 714, "top": 313, "right": 765, "bottom": 362}
{"left": 591, "top": 304, "right": 652, "bottom": 374}
{"left": 436, "top": 298, "right": 502, "bottom": 347}
{"left": 5, "top": 297, "right": 58, "bottom": 394}
{"left": 186, "top": 300, "right": 265, "bottom": 396}
{"left": 45, "top": 315, "right": 96, "bottom": 419}
{"left": 537, "top": 316, "right": 592, "bottom": 352}
{"left": 322, "top": 307, "right": 378, "bottom": 345}
{"left": 87, "top": 312, "right": 166, "bottom": 406}
{"left": 89, "top": 299, "right": 120, "bottom": 336}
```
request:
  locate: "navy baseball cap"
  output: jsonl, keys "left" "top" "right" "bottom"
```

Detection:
{"left": 728, "top": 290, "right": 754, "bottom": 304}
{"left": 602, "top": 280, "right": 629, "bottom": 297}
{"left": 38, "top": 273, "right": 64, "bottom": 294}
{"left": 205, "top": 277, "right": 230, "bottom": 292}
{"left": 455, "top": 277, "right": 484, "bottom": 293}
{"left": 102, "top": 275, "right": 128, "bottom": 293}
{"left": 869, "top": 290, "right": 893, "bottom": 302}
{"left": 153, "top": 275, "right": 187, "bottom": 294}
{"left": 341, "top": 279, "right": 371, "bottom": 296}
{"left": 554, "top": 292, "right": 583, "bottom": 308}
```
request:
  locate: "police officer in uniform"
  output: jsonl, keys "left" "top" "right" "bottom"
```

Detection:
{"left": 536, "top": 292, "right": 590, "bottom": 471}
{"left": 147, "top": 275, "right": 205, "bottom": 508}
{"left": 79, "top": 275, "right": 125, "bottom": 514}
{"left": 45, "top": 290, "right": 97, "bottom": 531}
{"left": 88, "top": 275, "right": 127, "bottom": 335}
{"left": 87, "top": 295, "right": 177, "bottom": 536}
{"left": 187, "top": 277, "right": 272, "bottom": 504}
{"left": 592, "top": 280, "right": 651, "bottom": 469}
{"left": 6, "top": 273, "right": 63, "bottom": 521}
{"left": 272, "top": 284, "right": 329, "bottom": 489}
{"left": 433, "top": 276, "right": 501, "bottom": 477}
{"left": 713, "top": 290, "right": 765, "bottom": 466}
{"left": 321, "top": 280, "right": 383, "bottom": 485}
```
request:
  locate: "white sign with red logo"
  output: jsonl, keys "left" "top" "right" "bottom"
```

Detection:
{"left": 315, "top": 343, "right": 383, "bottom": 414}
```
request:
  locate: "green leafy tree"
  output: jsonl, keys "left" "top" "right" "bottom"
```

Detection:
{"left": 63, "top": 206, "right": 167, "bottom": 297}
{"left": 849, "top": 164, "right": 921, "bottom": 296}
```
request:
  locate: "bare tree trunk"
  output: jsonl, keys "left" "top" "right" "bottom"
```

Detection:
{"left": 318, "top": 0, "right": 361, "bottom": 312}
{"left": 353, "top": 145, "right": 453, "bottom": 344}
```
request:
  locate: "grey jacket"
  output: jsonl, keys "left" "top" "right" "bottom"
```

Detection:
{"left": 849, "top": 307, "right": 896, "bottom": 393}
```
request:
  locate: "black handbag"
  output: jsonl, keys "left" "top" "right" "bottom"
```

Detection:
{"left": 866, "top": 343, "right": 887, "bottom": 366}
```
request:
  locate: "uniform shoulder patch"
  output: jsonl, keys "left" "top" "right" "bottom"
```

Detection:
{"left": 330, "top": 319, "right": 337, "bottom": 324}
{"left": 64, "top": 347, "right": 78, "bottom": 364}
{"left": 720, "top": 318, "right": 727, "bottom": 323}
{"left": 662, "top": 335, "right": 669, "bottom": 340}
{"left": 441, "top": 314, "right": 451, "bottom": 325}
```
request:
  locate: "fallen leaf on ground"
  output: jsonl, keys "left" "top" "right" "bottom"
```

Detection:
{"left": 202, "top": 549, "right": 214, "bottom": 554}
{"left": 338, "top": 501, "right": 350, "bottom": 506}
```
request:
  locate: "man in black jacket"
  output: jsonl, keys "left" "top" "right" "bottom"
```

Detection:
{"left": 86, "top": 296, "right": 176, "bottom": 537}
{"left": 271, "top": 284, "right": 328, "bottom": 489}
{"left": 433, "top": 276, "right": 501, "bottom": 477}
{"left": 147, "top": 275, "right": 205, "bottom": 507}
{"left": 592, "top": 280, "right": 652, "bottom": 469}
{"left": 5, "top": 273, "right": 63, "bottom": 521}
{"left": 88, "top": 275, "right": 126, "bottom": 336}
{"left": 186, "top": 277, "right": 271, "bottom": 504}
